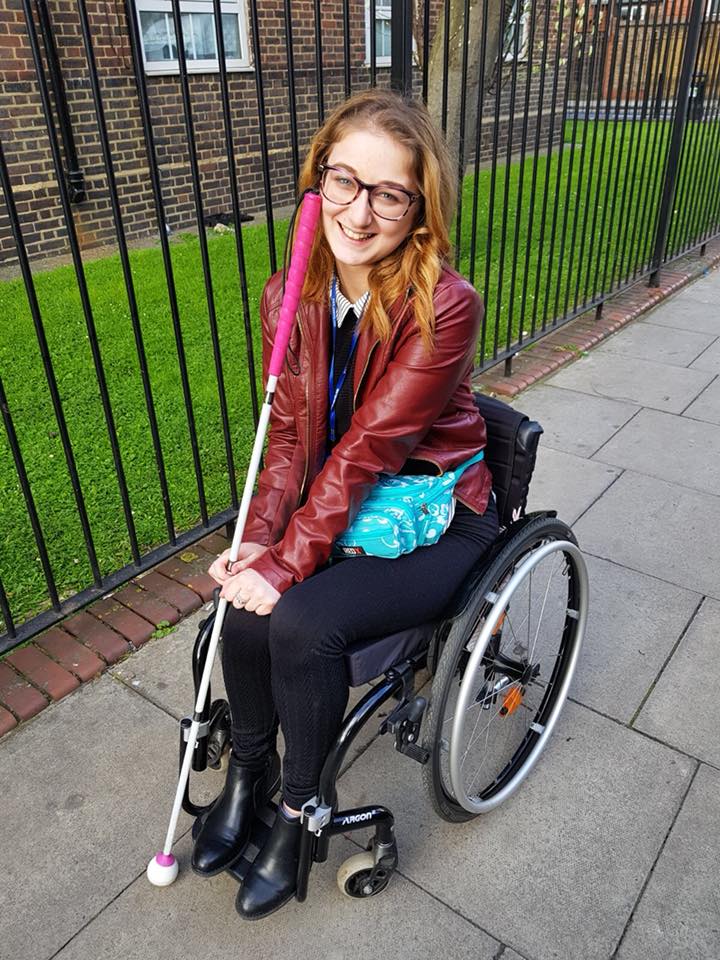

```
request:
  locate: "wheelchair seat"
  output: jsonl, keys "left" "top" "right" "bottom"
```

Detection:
{"left": 342, "top": 393, "right": 544, "bottom": 687}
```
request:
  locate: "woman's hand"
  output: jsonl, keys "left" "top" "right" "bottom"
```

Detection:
{"left": 220, "top": 568, "right": 280, "bottom": 617}
{"left": 208, "top": 542, "right": 268, "bottom": 585}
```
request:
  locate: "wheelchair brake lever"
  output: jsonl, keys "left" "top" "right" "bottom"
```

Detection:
{"left": 380, "top": 695, "right": 430, "bottom": 765}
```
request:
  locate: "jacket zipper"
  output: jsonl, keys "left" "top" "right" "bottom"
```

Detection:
{"left": 353, "top": 339, "right": 380, "bottom": 410}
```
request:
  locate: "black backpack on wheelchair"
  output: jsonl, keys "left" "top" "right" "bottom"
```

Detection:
{"left": 182, "top": 393, "right": 589, "bottom": 901}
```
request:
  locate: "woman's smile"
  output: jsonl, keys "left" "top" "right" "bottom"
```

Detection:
{"left": 338, "top": 222, "right": 376, "bottom": 243}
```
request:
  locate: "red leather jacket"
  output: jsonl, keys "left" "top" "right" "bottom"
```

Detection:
{"left": 244, "top": 263, "right": 493, "bottom": 593}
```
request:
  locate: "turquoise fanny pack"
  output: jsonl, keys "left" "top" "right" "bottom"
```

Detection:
{"left": 333, "top": 451, "right": 485, "bottom": 559}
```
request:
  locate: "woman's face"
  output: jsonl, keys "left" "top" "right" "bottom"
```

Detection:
{"left": 320, "top": 128, "right": 420, "bottom": 281}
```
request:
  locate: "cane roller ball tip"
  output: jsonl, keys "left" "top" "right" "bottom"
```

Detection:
{"left": 147, "top": 852, "right": 179, "bottom": 886}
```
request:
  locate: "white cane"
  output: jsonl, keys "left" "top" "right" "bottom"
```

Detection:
{"left": 147, "top": 189, "right": 322, "bottom": 886}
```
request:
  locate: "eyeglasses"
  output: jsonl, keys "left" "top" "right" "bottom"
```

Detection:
{"left": 318, "top": 164, "right": 422, "bottom": 221}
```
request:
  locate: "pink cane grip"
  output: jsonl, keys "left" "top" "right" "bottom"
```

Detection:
{"left": 268, "top": 191, "right": 322, "bottom": 378}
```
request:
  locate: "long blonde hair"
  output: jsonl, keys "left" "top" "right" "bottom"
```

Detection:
{"left": 296, "top": 89, "right": 457, "bottom": 350}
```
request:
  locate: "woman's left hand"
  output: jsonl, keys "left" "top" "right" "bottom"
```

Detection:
{"left": 220, "top": 568, "right": 280, "bottom": 616}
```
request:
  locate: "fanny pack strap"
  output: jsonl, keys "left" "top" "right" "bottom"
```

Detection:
{"left": 448, "top": 449, "right": 485, "bottom": 480}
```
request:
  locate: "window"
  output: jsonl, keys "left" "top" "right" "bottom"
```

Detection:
{"left": 134, "top": 0, "right": 251, "bottom": 75}
{"left": 618, "top": 1, "right": 647, "bottom": 21}
{"left": 365, "top": 0, "right": 392, "bottom": 66}
{"left": 503, "top": 0, "right": 530, "bottom": 61}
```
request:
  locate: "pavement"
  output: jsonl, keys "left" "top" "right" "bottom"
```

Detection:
{"left": 2, "top": 265, "right": 720, "bottom": 960}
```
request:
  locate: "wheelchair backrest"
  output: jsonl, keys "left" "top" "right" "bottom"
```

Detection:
{"left": 473, "top": 392, "right": 543, "bottom": 528}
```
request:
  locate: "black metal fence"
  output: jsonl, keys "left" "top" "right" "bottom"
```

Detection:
{"left": 1, "top": 0, "right": 719, "bottom": 651}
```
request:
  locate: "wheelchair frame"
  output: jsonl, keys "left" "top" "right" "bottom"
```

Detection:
{"left": 181, "top": 508, "right": 588, "bottom": 901}
{"left": 179, "top": 394, "right": 589, "bottom": 902}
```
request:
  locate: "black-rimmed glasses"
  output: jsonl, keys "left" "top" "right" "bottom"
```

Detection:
{"left": 318, "top": 164, "right": 422, "bottom": 221}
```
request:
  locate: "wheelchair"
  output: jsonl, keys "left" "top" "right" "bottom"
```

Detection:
{"left": 180, "top": 393, "right": 589, "bottom": 902}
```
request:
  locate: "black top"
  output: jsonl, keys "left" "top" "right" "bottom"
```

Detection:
{"left": 328, "top": 306, "right": 359, "bottom": 451}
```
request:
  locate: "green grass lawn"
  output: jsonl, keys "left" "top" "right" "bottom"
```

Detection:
{"left": 457, "top": 118, "right": 720, "bottom": 358}
{"left": 2, "top": 117, "right": 719, "bottom": 632}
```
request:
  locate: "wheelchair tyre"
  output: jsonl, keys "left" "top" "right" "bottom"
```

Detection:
{"left": 422, "top": 515, "right": 588, "bottom": 822}
{"left": 337, "top": 852, "right": 392, "bottom": 899}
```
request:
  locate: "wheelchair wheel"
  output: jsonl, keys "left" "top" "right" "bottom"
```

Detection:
{"left": 336, "top": 852, "right": 392, "bottom": 899}
{"left": 422, "top": 515, "right": 588, "bottom": 822}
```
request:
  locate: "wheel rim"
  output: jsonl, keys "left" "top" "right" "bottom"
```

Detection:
{"left": 442, "top": 539, "right": 588, "bottom": 814}
{"left": 345, "top": 869, "right": 390, "bottom": 898}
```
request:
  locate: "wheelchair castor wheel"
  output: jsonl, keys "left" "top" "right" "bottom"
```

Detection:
{"left": 336, "top": 851, "right": 393, "bottom": 899}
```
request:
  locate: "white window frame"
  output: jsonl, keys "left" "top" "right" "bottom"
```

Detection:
{"left": 504, "top": 0, "right": 530, "bottom": 62}
{"left": 617, "top": 0, "right": 647, "bottom": 22}
{"left": 134, "top": 0, "right": 252, "bottom": 76}
{"left": 364, "top": 0, "right": 392, "bottom": 67}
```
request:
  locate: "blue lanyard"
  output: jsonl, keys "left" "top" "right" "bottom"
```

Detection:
{"left": 328, "top": 277, "right": 361, "bottom": 444}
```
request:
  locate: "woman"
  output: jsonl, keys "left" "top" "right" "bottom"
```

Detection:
{"left": 196, "top": 88, "right": 499, "bottom": 919}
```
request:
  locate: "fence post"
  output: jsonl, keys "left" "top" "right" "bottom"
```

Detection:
{"left": 390, "top": 0, "right": 413, "bottom": 95}
{"left": 648, "top": 0, "right": 705, "bottom": 286}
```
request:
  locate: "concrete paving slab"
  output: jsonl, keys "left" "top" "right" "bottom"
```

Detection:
{"left": 597, "top": 322, "right": 714, "bottom": 367}
{"left": 573, "top": 471, "right": 720, "bottom": 600}
{"left": 592, "top": 407, "right": 720, "bottom": 497}
{"left": 525, "top": 446, "right": 622, "bottom": 524}
{"left": 546, "top": 353, "right": 714, "bottom": 413}
{"left": 634, "top": 598, "right": 720, "bottom": 766}
{"left": 689, "top": 337, "right": 720, "bottom": 374}
{"left": 672, "top": 268, "right": 720, "bottom": 305}
{"left": 513, "top": 384, "right": 639, "bottom": 458}
{"left": 640, "top": 295, "right": 720, "bottom": 335}
{"left": 108, "top": 604, "right": 417, "bottom": 778}
{"left": 0, "top": 677, "right": 202, "bottom": 960}
{"left": 571, "top": 555, "right": 700, "bottom": 723}
{"left": 617, "top": 764, "right": 719, "bottom": 960}
{"left": 53, "top": 831, "right": 504, "bottom": 960}
{"left": 338, "top": 700, "right": 694, "bottom": 960}
{"left": 110, "top": 605, "right": 226, "bottom": 719}
{"left": 683, "top": 375, "right": 720, "bottom": 425}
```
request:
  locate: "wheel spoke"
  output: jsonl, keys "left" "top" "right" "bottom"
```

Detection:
{"left": 528, "top": 552, "right": 559, "bottom": 664}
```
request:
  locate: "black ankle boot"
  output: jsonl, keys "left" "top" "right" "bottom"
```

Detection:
{"left": 235, "top": 808, "right": 302, "bottom": 920}
{"left": 191, "top": 752, "right": 280, "bottom": 877}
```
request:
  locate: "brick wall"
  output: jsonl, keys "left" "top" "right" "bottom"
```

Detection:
{"left": 0, "top": 0, "right": 567, "bottom": 266}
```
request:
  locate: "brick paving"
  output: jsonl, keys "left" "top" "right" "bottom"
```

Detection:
{"left": 62, "top": 610, "right": 133, "bottom": 664}
{"left": 5, "top": 646, "right": 80, "bottom": 701}
{"left": 35, "top": 628, "right": 106, "bottom": 683}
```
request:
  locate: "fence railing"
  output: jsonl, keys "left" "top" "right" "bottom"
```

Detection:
{"left": 1, "top": 0, "right": 719, "bottom": 650}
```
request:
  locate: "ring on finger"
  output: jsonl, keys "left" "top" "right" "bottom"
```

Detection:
{"left": 234, "top": 594, "right": 248, "bottom": 608}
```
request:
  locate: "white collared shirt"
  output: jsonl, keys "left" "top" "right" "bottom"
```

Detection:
{"left": 330, "top": 276, "right": 370, "bottom": 328}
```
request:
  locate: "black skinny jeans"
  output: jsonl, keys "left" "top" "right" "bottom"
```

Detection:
{"left": 220, "top": 498, "right": 499, "bottom": 810}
